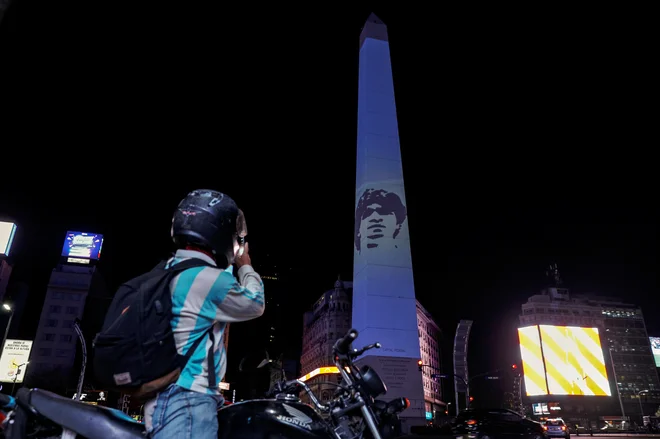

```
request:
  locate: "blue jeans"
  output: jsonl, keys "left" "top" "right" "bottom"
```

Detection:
{"left": 148, "top": 384, "right": 223, "bottom": 439}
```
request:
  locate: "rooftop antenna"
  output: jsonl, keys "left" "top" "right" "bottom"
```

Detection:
{"left": 545, "top": 263, "right": 563, "bottom": 286}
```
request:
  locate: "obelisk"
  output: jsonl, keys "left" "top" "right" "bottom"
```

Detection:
{"left": 352, "top": 13, "right": 425, "bottom": 430}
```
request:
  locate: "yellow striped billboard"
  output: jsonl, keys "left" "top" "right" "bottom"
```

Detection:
{"left": 539, "top": 325, "right": 611, "bottom": 396}
{"left": 517, "top": 325, "right": 611, "bottom": 397}
{"left": 518, "top": 326, "right": 549, "bottom": 396}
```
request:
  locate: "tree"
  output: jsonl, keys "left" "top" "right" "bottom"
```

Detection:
{"left": 655, "top": 405, "right": 660, "bottom": 417}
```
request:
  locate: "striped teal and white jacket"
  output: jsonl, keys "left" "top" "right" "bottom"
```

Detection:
{"left": 166, "top": 249, "right": 265, "bottom": 394}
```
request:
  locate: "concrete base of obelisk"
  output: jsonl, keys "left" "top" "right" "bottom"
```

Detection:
{"left": 355, "top": 355, "right": 426, "bottom": 434}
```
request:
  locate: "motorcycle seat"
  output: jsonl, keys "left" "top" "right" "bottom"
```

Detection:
{"left": 18, "top": 388, "right": 145, "bottom": 439}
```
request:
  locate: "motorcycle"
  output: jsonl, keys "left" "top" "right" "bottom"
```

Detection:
{"left": 218, "top": 328, "right": 409, "bottom": 439}
{"left": 0, "top": 328, "right": 408, "bottom": 438}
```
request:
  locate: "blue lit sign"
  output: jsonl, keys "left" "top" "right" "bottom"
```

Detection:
{"left": 61, "top": 231, "right": 104, "bottom": 260}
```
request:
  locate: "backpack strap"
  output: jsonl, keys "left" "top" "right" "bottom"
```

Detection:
{"left": 207, "top": 330, "right": 216, "bottom": 388}
{"left": 162, "top": 257, "right": 213, "bottom": 273}
{"left": 178, "top": 326, "right": 216, "bottom": 388}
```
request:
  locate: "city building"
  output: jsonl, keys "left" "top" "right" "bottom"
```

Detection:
{"left": 519, "top": 266, "right": 660, "bottom": 426}
{"left": 2, "top": 281, "right": 29, "bottom": 339}
{"left": 300, "top": 279, "right": 446, "bottom": 418}
{"left": 417, "top": 301, "right": 444, "bottom": 418}
{"left": 300, "top": 278, "right": 353, "bottom": 403}
{"left": 26, "top": 262, "right": 106, "bottom": 385}
{"left": 227, "top": 254, "right": 296, "bottom": 400}
{"left": 0, "top": 258, "right": 12, "bottom": 303}
{"left": 0, "top": 259, "right": 15, "bottom": 347}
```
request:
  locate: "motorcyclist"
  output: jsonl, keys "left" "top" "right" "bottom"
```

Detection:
{"left": 144, "top": 189, "right": 265, "bottom": 439}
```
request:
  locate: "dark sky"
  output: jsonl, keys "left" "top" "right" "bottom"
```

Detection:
{"left": 1, "top": 4, "right": 657, "bottom": 404}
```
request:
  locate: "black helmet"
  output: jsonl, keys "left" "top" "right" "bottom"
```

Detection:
{"left": 171, "top": 189, "right": 245, "bottom": 264}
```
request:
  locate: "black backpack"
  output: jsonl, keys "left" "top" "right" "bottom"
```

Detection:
{"left": 93, "top": 258, "right": 214, "bottom": 399}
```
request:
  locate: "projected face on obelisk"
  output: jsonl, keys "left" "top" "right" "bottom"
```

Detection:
{"left": 354, "top": 188, "right": 407, "bottom": 254}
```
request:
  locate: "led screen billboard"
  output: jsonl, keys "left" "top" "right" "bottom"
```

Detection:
{"left": 650, "top": 337, "right": 660, "bottom": 367}
{"left": 61, "top": 232, "right": 104, "bottom": 260}
{"left": 518, "top": 325, "right": 549, "bottom": 396}
{"left": 0, "top": 221, "right": 17, "bottom": 257}
{"left": 518, "top": 325, "right": 611, "bottom": 396}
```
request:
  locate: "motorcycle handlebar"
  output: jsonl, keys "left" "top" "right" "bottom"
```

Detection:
{"left": 333, "top": 329, "right": 358, "bottom": 355}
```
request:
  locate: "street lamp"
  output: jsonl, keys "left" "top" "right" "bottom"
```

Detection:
{"left": 1, "top": 303, "right": 14, "bottom": 353}
{"left": 73, "top": 319, "right": 87, "bottom": 402}
{"left": 426, "top": 365, "right": 501, "bottom": 416}
{"left": 608, "top": 348, "right": 626, "bottom": 421}
{"left": 637, "top": 389, "right": 649, "bottom": 419}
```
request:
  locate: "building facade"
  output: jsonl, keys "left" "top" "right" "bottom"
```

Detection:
{"left": 27, "top": 263, "right": 98, "bottom": 383}
{"left": 301, "top": 279, "right": 445, "bottom": 416}
{"left": 519, "top": 271, "right": 659, "bottom": 426}
{"left": 417, "top": 301, "right": 444, "bottom": 418}
{"left": 300, "top": 278, "right": 353, "bottom": 403}
{"left": 0, "top": 258, "right": 12, "bottom": 302}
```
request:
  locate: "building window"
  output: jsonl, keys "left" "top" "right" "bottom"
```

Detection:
{"left": 66, "top": 306, "right": 78, "bottom": 315}
{"left": 42, "top": 333, "right": 55, "bottom": 341}
{"left": 49, "top": 305, "right": 62, "bottom": 313}
{"left": 39, "top": 348, "right": 52, "bottom": 356}
{"left": 62, "top": 320, "right": 74, "bottom": 329}
{"left": 56, "top": 349, "right": 70, "bottom": 358}
{"left": 60, "top": 334, "right": 73, "bottom": 342}
{"left": 45, "top": 319, "right": 58, "bottom": 327}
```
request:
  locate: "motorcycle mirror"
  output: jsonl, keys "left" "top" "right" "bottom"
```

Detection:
{"left": 239, "top": 350, "right": 271, "bottom": 372}
{"left": 257, "top": 358, "right": 273, "bottom": 369}
{"left": 238, "top": 356, "right": 248, "bottom": 373}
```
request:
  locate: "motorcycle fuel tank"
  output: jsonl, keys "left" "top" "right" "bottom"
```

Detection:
{"left": 217, "top": 399, "right": 331, "bottom": 439}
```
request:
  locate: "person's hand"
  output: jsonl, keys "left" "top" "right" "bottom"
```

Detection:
{"left": 235, "top": 241, "right": 252, "bottom": 268}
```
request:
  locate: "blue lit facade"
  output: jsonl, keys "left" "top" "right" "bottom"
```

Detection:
{"left": 352, "top": 13, "right": 425, "bottom": 430}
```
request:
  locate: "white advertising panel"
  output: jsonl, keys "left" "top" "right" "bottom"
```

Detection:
{"left": 0, "top": 221, "right": 17, "bottom": 257}
{"left": 0, "top": 339, "right": 33, "bottom": 383}
{"left": 650, "top": 337, "right": 660, "bottom": 367}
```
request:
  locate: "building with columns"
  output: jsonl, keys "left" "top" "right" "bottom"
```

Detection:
{"left": 301, "top": 279, "right": 446, "bottom": 418}
{"left": 300, "top": 278, "right": 353, "bottom": 403}
{"left": 417, "top": 301, "right": 444, "bottom": 418}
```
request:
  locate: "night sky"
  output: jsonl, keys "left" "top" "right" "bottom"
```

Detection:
{"left": 1, "top": 4, "right": 657, "bottom": 406}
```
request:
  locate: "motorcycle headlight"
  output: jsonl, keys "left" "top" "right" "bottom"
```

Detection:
{"left": 360, "top": 366, "right": 387, "bottom": 397}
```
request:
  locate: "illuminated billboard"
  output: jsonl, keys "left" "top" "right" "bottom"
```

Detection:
{"left": 0, "top": 221, "right": 17, "bottom": 257}
{"left": 0, "top": 339, "right": 33, "bottom": 383}
{"left": 61, "top": 232, "right": 104, "bottom": 260}
{"left": 518, "top": 326, "right": 549, "bottom": 396}
{"left": 651, "top": 337, "right": 660, "bottom": 367}
{"left": 518, "top": 325, "right": 611, "bottom": 396}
